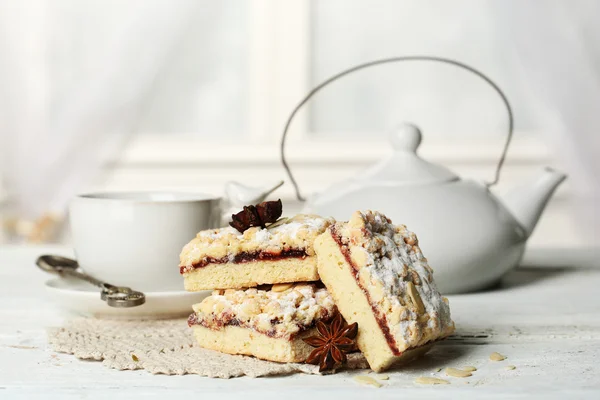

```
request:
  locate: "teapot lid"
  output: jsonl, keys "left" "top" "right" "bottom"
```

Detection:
{"left": 354, "top": 124, "right": 459, "bottom": 185}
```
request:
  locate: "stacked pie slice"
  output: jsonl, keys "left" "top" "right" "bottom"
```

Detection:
{"left": 181, "top": 214, "right": 338, "bottom": 363}
{"left": 188, "top": 283, "right": 336, "bottom": 363}
{"left": 179, "top": 214, "right": 333, "bottom": 291}
{"left": 180, "top": 208, "right": 454, "bottom": 372}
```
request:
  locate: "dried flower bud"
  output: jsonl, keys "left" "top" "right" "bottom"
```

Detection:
{"left": 229, "top": 199, "right": 283, "bottom": 233}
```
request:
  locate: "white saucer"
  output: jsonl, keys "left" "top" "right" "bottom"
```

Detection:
{"left": 45, "top": 277, "right": 210, "bottom": 318}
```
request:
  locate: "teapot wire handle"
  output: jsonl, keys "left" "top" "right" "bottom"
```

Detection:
{"left": 280, "top": 56, "right": 514, "bottom": 202}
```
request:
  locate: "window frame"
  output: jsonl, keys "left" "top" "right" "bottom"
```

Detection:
{"left": 120, "top": 0, "right": 549, "bottom": 167}
{"left": 106, "top": 1, "right": 568, "bottom": 248}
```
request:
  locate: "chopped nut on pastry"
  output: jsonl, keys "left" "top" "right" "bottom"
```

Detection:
{"left": 188, "top": 283, "right": 337, "bottom": 363}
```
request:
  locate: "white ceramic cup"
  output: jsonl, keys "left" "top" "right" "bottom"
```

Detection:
{"left": 69, "top": 192, "right": 220, "bottom": 292}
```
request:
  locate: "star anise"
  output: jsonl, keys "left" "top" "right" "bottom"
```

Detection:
{"left": 229, "top": 199, "right": 283, "bottom": 233}
{"left": 303, "top": 313, "right": 358, "bottom": 372}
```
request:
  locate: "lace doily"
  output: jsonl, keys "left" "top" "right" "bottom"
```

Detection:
{"left": 48, "top": 318, "right": 369, "bottom": 378}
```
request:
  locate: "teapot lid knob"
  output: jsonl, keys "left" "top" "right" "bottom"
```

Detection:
{"left": 334, "top": 122, "right": 458, "bottom": 187}
{"left": 390, "top": 123, "right": 422, "bottom": 153}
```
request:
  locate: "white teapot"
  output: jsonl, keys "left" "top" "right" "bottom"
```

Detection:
{"left": 302, "top": 124, "right": 566, "bottom": 293}
{"left": 216, "top": 57, "right": 570, "bottom": 293}
{"left": 275, "top": 57, "right": 567, "bottom": 293}
{"left": 227, "top": 126, "right": 565, "bottom": 293}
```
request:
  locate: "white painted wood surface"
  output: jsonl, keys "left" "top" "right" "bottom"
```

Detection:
{"left": 1, "top": 245, "right": 599, "bottom": 399}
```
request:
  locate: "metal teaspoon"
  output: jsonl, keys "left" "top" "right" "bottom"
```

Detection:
{"left": 36, "top": 255, "right": 145, "bottom": 307}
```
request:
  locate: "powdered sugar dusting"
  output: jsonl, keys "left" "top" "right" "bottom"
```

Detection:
{"left": 337, "top": 210, "right": 454, "bottom": 348}
{"left": 191, "top": 283, "right": 336, "bottom": 339}
{"left": 180, "top": 214, "right": 334, "bottom": 268}
{"left": 254, "top": 229, "right": 270, "bottom": 243}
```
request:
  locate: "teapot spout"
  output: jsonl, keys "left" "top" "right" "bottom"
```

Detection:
{"left": 500, "top": 167, "right": 567, "bottom": 237}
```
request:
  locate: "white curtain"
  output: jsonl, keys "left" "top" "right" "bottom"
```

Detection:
{"left": 490, "top": 0, "right": 600, "bottom": 246}
{"left": 0, "top": 0, "right": 200, "bottom": 242}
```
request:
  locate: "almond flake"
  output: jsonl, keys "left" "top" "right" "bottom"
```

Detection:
{"left": 445, "top": 367, "right": 472, "bottom": 378}
{"left": 415, "top": 377, "right": 450, "bottom": 385}
{"left": 490, "top": 352, "right": 507, "bottom": 361}
{"left": 266, "top": 217, "right": 289, "bottom": 230}
{"left": 354, "top": 376, "right": 382, "bottom": 388}
{"left": 462, "top": 366, "right": 477, "bottom": 372}
{"left": 406, "top": 281, "right": 425, "bottom": 314}
{"left": 506, "top": 365, "right": 516, "bottom": 370}
{"left": 271, "top": 283, "right": 294, "bottom": 292}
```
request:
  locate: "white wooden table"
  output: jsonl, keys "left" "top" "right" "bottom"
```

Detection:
{"left": 1, "top": 245, "right": 599, "bottom": 399}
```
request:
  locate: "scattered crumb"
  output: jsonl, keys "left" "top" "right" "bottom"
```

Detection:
{"left": 7, "top": 345, "right": 37, "bottom": 350}
{"left": 490, "top": 352, "right": 507, "bottom": 361}
{"left": 415, "top": 377, "right": 450, "bottom": 385}
{"left": 506, "top": 365, "right": 516, "bottom": 370}
{"left": 462, "top": 366, "right": 477, "bottom": 372}
{"left": 445, "top": 367, "right": 472, "bottom": 378}
{"left": 354, "top": 375, "right": 382, "bottom": 388}
{"left": 435, "top": 368, "right": 442, "bottom": 372}
{"left": 131, "top": 354, "right": 139, "bottom": 362}
{"left": 375, "top": 374, "right": 389, "bottom": 380}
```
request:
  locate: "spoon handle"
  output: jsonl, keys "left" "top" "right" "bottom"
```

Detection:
{"left": 55, "top": 266, "right": 107, "bottom": 289}
{"left": 36, "top": 255, "right": 145, "bottom": 308}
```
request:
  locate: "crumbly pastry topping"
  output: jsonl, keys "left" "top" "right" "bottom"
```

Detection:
{"left": 330, "top": 210, "right": 454, "bottom": 350}
{"left": 189, "top": 283, "right": 336, "bottom": 339}
{"left": 179, "top": 214, "right": 333, "bottom": 272}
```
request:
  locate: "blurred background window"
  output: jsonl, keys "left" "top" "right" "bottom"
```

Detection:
{"left": 0, "top": 0, "right": 597, "bottom": 248}
{"left": 50, "top": 0, "right": 248, "bottom": 136}
{"left": 310, "top": 0, "right": 534, "bottom": 138}
{"left": 132, "top": 3, "right": 247, "bottom": 135}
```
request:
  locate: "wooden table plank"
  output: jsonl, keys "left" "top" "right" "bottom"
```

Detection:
{"left": 1, "top": 246, "right": 599, "bottom": 399}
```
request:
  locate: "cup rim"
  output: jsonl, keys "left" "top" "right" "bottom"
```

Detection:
{"left": 74, "top": 191, "right": 220, "bottom": 203}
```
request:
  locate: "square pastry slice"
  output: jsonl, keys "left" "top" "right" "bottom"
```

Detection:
{"left": 314, "top": 211, "right": 455, "bottom": 372}
{"left": 188, "top": 283, "right": 337, "bottom": 363}
{"left": 179, "top": 214, "right": 333, "bottom": 290}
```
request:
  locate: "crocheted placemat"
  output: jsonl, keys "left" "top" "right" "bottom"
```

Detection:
{"left": 48, "top": 318, "right": 369, "bottom": 378}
